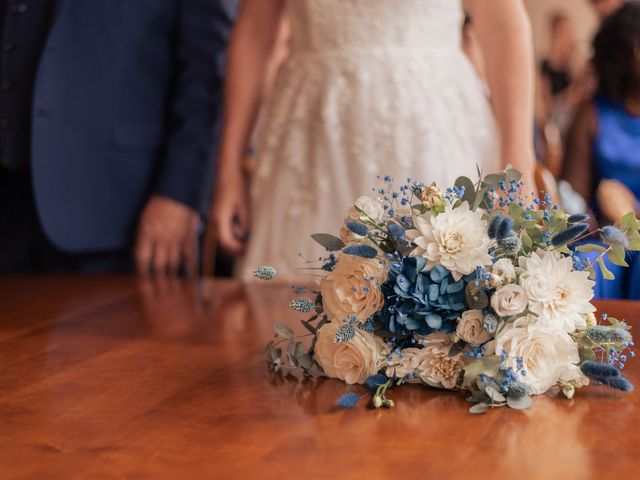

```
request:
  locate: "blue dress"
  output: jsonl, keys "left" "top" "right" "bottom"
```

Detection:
{"left": 580, "top": 96, "right": 640, "bottom": 299}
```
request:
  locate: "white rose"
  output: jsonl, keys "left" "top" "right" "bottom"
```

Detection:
{"left": 495, "top": 317, "right": 580, "bottom": 394}
{"left": 456, "top": 310, "right": 492, "bottom": 344}
{"left": 345, "top": 196, "right": 385, "bottom": 225}
{"left": 491, "top": 284, "right": 529, "bottom": 318}
{"left": 320, "top": 254, "right": 387, "bottom": 323}
{"left": 314, "top": 321, "right": 387, "bottom": 384}
{"left": 490, "top": 258, "right": 517, "bottom": 287}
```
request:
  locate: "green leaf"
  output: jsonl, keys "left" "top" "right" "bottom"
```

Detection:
{"left": 597, "top": 256, "right": 615, "bottom": 280}
{"left": 295, "top": 341, "right": 305, "bottom": 357}
{"left": 483, "top": 173, "right": 505, "bottom": 186}
{"left": 521, "top": 233, "right": 533, "bottom": 252}
{"left": 462, "top": 355, "right": 501, "bottom": 387}
{"left": 507, "top": 394, "right": 533, "bottom": 410}
{"left": 469, "top": 403, "right": 490, "bottom": 414}
{"left": 485, "top": 386, "right": 506, "bottom": 403}
{"left": 504, "top": 166, "right": 523, "bottom": 181}
{"left": 576, "top": 243, "right": 607, "bottom": 254}
{"left": 626, "top": 230, "right": 640, "bottom": 251}
{"left": 607, "top": 244, "right": 629, "bottom": 267}
{"left": 455, "top": 176, "right": 476, "bottom": 205}
{"left": 310, "top": 233, "right": 345, "bottom": 251}
{"left": 269, "top": 348, "right": 282, "bottom": 363}
{"left": 578, "top": 347, "right": 596, "bottom": 362}
{"left": 298, "top": 353, "right": 313, "bottom": 370}
{"left": 621, "top": 212, "right": 640, "bottom": 232}
{"left": 273, "top": 322, "right": 294, "bottom": 339}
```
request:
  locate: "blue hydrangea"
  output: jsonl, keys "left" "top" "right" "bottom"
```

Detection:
{"left": 375, "top": 257, "right": 467, "bottom": 336}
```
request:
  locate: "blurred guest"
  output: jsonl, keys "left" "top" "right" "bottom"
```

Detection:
{"left": 0, "top": 1, "right": 236, "bottom": 275}
{"left": 588, "top": 0, "right": 625, "bottom": 22}
{"left": 541, "top": 13, "right": 575, "bottom": 100}
{"left": 562, "top": 1, "right": 640, "bottom": 298}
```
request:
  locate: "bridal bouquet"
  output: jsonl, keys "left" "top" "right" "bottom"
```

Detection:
{"left": 261, "top": 168, "right": 638, "bottom": 413}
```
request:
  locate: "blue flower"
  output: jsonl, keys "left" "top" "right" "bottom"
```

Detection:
{"left": 345, "top": 220, "right": 368, "bottom": 236}
{"left": 343, "top": 245, "right": 378, "bottom": 259}
{"left": 365, "top": 374, "right": 388, "bottom": 390}
{"left": 337, "top": 392, "right": 360, "bottom": 408}
{"left": 375, "top": 257, "right": 467, "bottom": 336}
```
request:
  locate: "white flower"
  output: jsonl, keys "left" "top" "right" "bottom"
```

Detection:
{"left": 314, "top": 321, "right": 387, "bottom": 384}
{"left": 518, "top": 250, "right": 595, "bottom": 332}
{"left": 345, "top": 196, "right": 385, "bottom": 224}
{"left": 491, "top": 284, "right": 529, "bottom": 318}
{"left": 320, "top": 254, "right": 387, "bottom": 323}
{"left": 456, "top": 310, "right": 493, "bottom": 344}
{"left": 405, "top": 202, "right": 492, "bottom": 280}
{"left": 495, "top": 317, "right": 580, "bottom": 394}
{"left": 490, "top": 258, "right": 517, "bottom": 287}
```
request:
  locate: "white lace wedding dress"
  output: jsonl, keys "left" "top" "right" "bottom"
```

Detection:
{"left": 238, "top": 0, "right": 499, "bottom": 282}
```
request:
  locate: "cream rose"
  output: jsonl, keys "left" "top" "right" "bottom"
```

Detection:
{"left": 345, "top": 196, "right": 385, "bottom": 225}
{"left": 491, "top": 284, "right": 529, "bottom": 318}
{"left": 314, "top": 321, "right": 386, "bottom": 384}
{"left": 320, "top": 254, "right": 387, "bottom": 323}
{"left": 415, "top": 332, "right": 464, "bottom": 389}
{"left": 490, "top": 258, "right": 517, "bottom": 288}
{"left": 456, "top": 310, "right": 493, "bottom": 345}
{"left": 494, "top": 317, "right": 580, "bottom": 394}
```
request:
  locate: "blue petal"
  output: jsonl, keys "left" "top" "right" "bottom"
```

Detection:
{"left": 426, "top": 313, "right": 443, "bottom": 329}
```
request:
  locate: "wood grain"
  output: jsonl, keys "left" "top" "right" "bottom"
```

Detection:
{"left": 1, "top": 276, "right": 639, "bottom": 479}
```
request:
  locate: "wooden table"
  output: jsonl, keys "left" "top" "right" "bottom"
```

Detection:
{"left": 1, "top": 277, "right": 640, "bottom": 479}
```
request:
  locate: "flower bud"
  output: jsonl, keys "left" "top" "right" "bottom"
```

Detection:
{"left": 562, "top": 384, "right": 575, "bottom": 399}
{"left": 420, "top": 186, "right": 444, "bottom": 209}
{"left": 383, "top": 399, "right": 395, "bottom": 408}
{"left": 373, "top": 395, "right": 383, "bottom": 408}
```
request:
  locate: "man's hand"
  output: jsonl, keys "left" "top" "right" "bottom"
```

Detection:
{"left": 135, "top": 195, "right": 199, "bottom": 275}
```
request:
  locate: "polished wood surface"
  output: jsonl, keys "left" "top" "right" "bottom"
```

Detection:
{"left": 1, "top": 277, "right": 640, "bottom": 480}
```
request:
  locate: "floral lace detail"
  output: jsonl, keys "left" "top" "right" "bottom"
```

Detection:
{"left": 239, "top": 0, "right": 499, "bottom": 282}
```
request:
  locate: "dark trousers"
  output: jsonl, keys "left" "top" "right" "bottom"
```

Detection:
{"left": 0, "top": 169, "right": 133, "bottom": 274}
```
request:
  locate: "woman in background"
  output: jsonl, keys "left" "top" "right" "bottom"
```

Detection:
{"left": 562, "top": 1, "right": 640, "bottom": 298}
{"left": 212, "top": 0, "right": 536, "bottom": 281}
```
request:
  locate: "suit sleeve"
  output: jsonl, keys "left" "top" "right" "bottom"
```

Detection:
{"left": 154, "top": 0, "right": 237, "bottom": 215}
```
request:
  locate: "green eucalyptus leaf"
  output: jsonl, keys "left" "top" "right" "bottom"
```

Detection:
{"left": 469, "top": 403, "right": 490, "bottom": 414}
{"left": 455, "top": 176, "right": 476, "bottom": 205}
{"left": 483, "top": 173, "right": 505, "bottom": 186}
{"left": 507, "top": 394, "right": 533, "bottom": 410}
{"left": 485, "top": 386, "right": 506, "bottom": 403}
{"left": 273, "top": 322, "right": 294, "bottom": 339}
{"left": 578, "top": 347, "right": 596, "bottom": 362}
{"left": 269, "top": 347, "right": 282, "bottom": 363}
{"left": 597, "top": 256, "right": 615, "bottom": 280}
{"left": 311, "top": 233, "right": 345, "bottom": 251}
{"left": 298, "top": 353, "right": 313, "bottom": 370}
{"left": 462, "top": 355, "right": 501, "bottom": 387}
{"left": 576, "top": 243, "right": 607, "bottom": 254}
{"left": 608, "top": 244, "right": 629, "bottom": 267}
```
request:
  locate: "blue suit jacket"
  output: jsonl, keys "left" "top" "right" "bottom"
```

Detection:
{"left": 31, "top": 0, "right": 237, "bottom": 252}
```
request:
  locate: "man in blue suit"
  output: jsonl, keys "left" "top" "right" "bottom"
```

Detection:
{"left": 0, "top": 0, "right": 237, "bottom": 274}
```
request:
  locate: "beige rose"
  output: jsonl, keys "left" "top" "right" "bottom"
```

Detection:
{"left": 490, "top": 258, "right": 517, "bottom": 288}
{"left": 415, "top": 332, "right": 464, "bottom": 389}
{"left": 320, "top": 254, "right": 387, "bottom": 323}
{"left": 491, "top": 284, "right": 529, "bottom": 318}
{"left": 456, "top": 310, "right": 493, "bottom": 345}
{"left": 314, "top": 321, "right": 386, "bottom": 384}
{"left": 345, "top": 196, "right": 385, "bottom": 224}
{"left": 385, "top": 348, "right": 423, "bottom": 382}
{"left": 419, "top": 185, "right": 444, "bottom": 209}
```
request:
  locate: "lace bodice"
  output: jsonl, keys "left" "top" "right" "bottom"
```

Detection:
{"left": 286, "top": 0, "right": 463, "bottom": 56}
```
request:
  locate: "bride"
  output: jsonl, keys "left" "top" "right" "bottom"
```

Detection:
{"left": 212, "top": 0, "right": 536, "bottom": 281}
